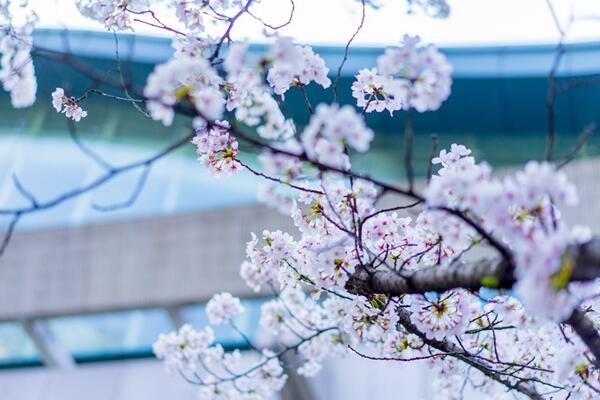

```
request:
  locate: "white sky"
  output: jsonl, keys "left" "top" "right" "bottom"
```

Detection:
{"left": 34, "top": 0, "right": 600, "bottom": 46}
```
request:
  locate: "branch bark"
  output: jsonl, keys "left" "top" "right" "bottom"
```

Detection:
{"left": 566, "top": 309, "right": 600, "bottom": 368}
{"left": 396, "top": 308, "right": 544, "bottom": 400}
{"left": 346, "top": 257, "right": 512, "bottom": 296}
{"left": 346, "top": 238, "right": 600, "bottom": 297}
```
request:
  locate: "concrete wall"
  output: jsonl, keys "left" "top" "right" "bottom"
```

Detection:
{"left": 0, "top": 204, "right": 294, "bottom": 320}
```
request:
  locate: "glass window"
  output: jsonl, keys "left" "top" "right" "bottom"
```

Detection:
{"left": 45, "top": 308, "right": 173, "bottom": 362}
{"left": 0, "top": 322, "right": 42, "bottom": 367}
{"left": 179, "top": 298, "right": 265, "bottom": 349}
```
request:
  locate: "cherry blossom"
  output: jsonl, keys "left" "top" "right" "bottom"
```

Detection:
{"left": 153, "top": 324, "right": 215, "bottom": 374}
{"left": 172, "top": 34, "right": 213, "bottom": 59}
{"left": 0, "top": 4, "right": 37, "bottom": 108}
{"left": 409, "top": 291, "right": 471, "bottom": 340}
{"left": 51, "top": 88, "right": 88, "bottom": 122}
{"left": 75, "top": 0, "right": 154, "bottom": 31}
{"left": 352, "top": 35, "right": 452, "bottom": 113}
{"left": 51, "top": 88, "right": 65, "bottom": 112}
{"left": 257, "top": 139, "right": 303, "bottom": 179}
{"left": 267, "top": 37, "right": 331, "bottom": 96}
{"left": 144, "top": 56, "right": 224, "bottom": 126}
{"left": 172, "top": 0, "right": 206, "bottom": 32}
{"left": 301, "top": 103, "right": 374, "bottom": 168}
{"left": 192, "top": 120, "right": 241, "bottom": 177}
{"left": 224, "top": 42, "right": 249, "bottom": 79}
{"left": 351, "top": 68, "right": 399, "bottom": 114}
{"left": 206, "top": 293, "right": 244, "bottom": 325}
{"left": 62, "top": 104, "right": 88, "bottom": 122}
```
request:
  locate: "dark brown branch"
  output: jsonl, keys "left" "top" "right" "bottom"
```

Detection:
{"left": 346, "top": 238, "right": 600, "bottom": 297}
{"left": 127, "top": 8, "right": 187, "bottom": 36}
{"left": 346, "top": 257, "right": 512, "bottom": 296}
{"left": 346, "top": 237, "right": 600, "bottom": 368}
{"left": 11, "top": 174, "right": 39, "bottom": 207}
{"left": 208, "top": 0, "right": 253, "bottom": 63}
{"left": 566, "top": 309, "right": 600, "bottom": 368}
{"left": 237, "top": 159, "right": 323, "bottom": 195}
{"left": 396, "top": 308, "right": 544, "bottom": 400}
{"left": 543, "top": 0, "right": 573, "bottom": 162}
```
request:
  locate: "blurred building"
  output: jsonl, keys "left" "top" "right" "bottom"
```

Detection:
{"left": 0, "top": 29, "right": 599, "bottom": 400}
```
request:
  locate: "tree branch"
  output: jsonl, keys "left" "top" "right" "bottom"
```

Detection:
{"left": 566, "top": 309, "right": 600, "bottom": 368}
{"left": 346, "top": 238, "right": 600, "bottom": 297}
{"left": 396, "top": 308, "right": 544, "bottom": 400}
{"left": 346, "top": 257, "right": 511, "bottom": 296}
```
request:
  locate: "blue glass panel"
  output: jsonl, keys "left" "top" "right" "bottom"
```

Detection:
{"left": 0, "top": 322, "right": 42, "bottom": 366}
{"left": 46, "top": 309, "right": 173, "bottom": 361}
{"left": 179, "top": 298, "right": 265, "bottom": 349}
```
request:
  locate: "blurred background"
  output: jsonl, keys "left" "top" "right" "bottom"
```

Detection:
{"left": 1, "top": 1, "right": 600, "bottom": 399}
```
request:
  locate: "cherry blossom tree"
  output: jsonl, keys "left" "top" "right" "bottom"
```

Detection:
{"left": 2, "top": 0, "right": 600, "bottom": 399}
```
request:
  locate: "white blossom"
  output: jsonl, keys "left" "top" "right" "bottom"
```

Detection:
{"left": 63, "top": 104, "right": 88, "bottom": 122}
{"left": 144, "top": 55, "right": 223, "bottom": 126}
{"left": 267, "top": 38, "right": 331, "bottom": 95}
{"left": 206, "top": 293, "right": 244, "bottom": 325}
{"left": 301, "top": 103, "right": 374, "bottom": 169}
{"left": 352, "top": 35, "right": 452, "bottom": 113}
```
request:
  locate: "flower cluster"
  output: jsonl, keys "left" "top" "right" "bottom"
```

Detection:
{"left": 409, "top": 291, "right": 470, "bottom": 340}
{"left": 153, "top": 323, "right": 287, "bottom": 399}
{"left": 424, "top": 144, "right": 585, "bottom": 319}
{"left": 51, "top": 88, "right": 88, "bottom": 122}
{"left": 257, "top": 139, "right": 303, "bottom": 179}
{"left": 191, "top": 120, "right": 241, "bottom": 177}
{"left": 352, "top": 35, "right": 452, "bottom": 113}
{"left": 300, "top": 103, "right": 374, "bottom": 169}
{"left": 144, "top": 56, "right": 224, "bottom": 126}
{"left": 75, "top": 0, "right": 154, "bottom": 31}
{"left": 154, "top": 140, "right": 600, "bottom": 399}
{"left": 223, "top": 43, "right": 296, "bottom": 141}
{"left": 0, "top": 3, "right": 37, "bottom": 108}
{"left": 206, "top": 292, "right": 245, "bottom": 325}
{"left": 153, "top": 324, "right": 215, "bottom": 374}
{"left": 172, "top": 0, "right": 207, "bottom": 32}
{"left": 172, "top": 34, "right": 213, "bottom": 59}
{"left": 267, "top": 37, "right": 331, "bottom": 96}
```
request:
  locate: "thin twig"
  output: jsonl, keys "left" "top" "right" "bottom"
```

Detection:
{"left": 333, "top": 0, "right": 366, "bottom": 103}
{"left": 426, "top": 134, "right": 439, "bottom": 183}
{"left": 246, "top": 0, "right": 295, "bottom": 30}
{"left": 92, "top": 164, "right": 152, "bottom": 211}
{"left": 556, "top": 123, "right": 595, "bottom": 170}
{"left": 404, "top": 107, "right": 414, "bottom": 192}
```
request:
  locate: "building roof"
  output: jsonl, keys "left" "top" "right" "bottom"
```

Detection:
{"left": 33, "top": 28, "right": 600, "bottom": 78}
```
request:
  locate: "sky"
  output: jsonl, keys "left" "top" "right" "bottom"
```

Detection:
{"left": 33, "top": 0, "right": 600, "bottom": 46}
